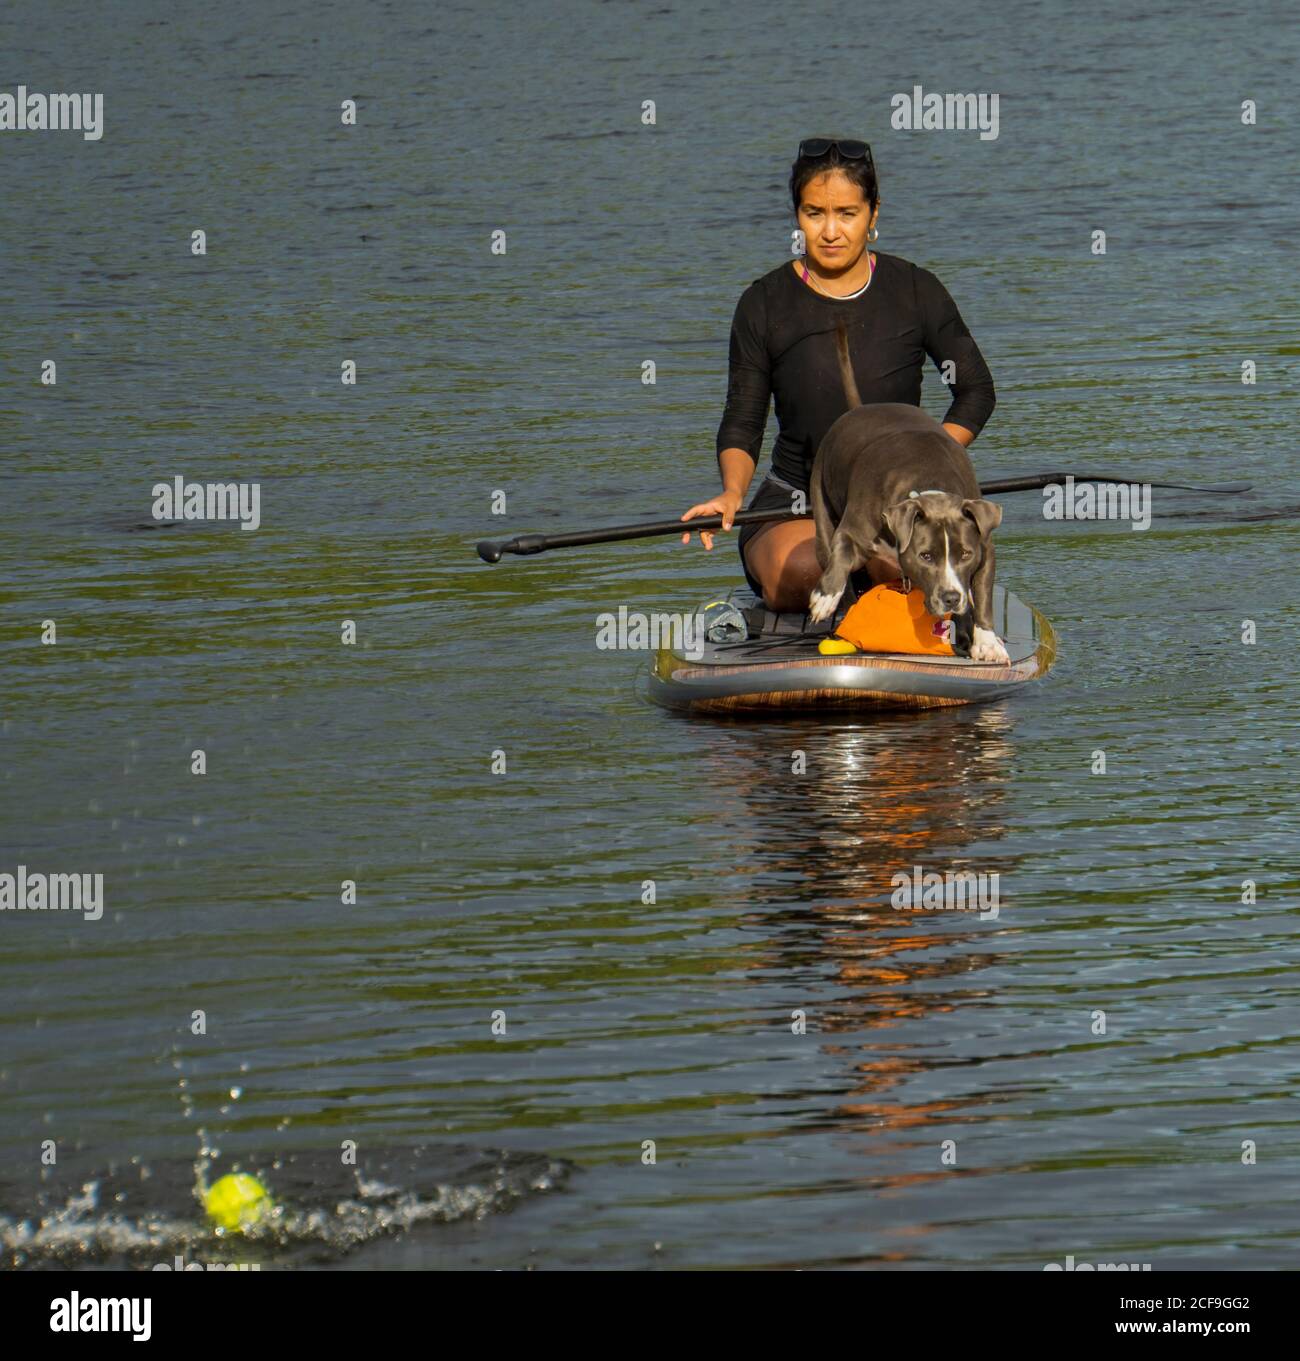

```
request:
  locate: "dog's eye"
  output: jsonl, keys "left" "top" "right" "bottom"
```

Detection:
{"left": 919, "top": 552, "right": 934, "bottom": 563}
{"left": 960, "top": 549, "right": 973, "bottom": 560}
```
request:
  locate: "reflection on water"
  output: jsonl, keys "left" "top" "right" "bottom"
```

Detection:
{"left": 715, "top": 709, "right": 1020, "bottom": 1174}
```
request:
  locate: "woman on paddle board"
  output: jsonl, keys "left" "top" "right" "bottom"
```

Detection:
{"left": 680, "top": 138, "right": 997, "bottom": 611}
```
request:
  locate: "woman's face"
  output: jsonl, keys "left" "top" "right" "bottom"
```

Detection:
{"left": 797, "top": 170, "right": 878, "bottom": 271}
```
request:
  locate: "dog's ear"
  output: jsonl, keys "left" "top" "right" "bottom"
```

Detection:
{"left": 961, "top": 498, "right": 1003, "bottom": 537}
{"left": 883, "top": 499, "right": 924, "bottom": 554}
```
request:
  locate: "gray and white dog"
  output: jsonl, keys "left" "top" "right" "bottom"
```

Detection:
{"left": 807, "top": 325, "right": 1009, "bottom": 664}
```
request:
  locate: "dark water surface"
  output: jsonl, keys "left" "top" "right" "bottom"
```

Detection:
{"left": 2, "top": 1, "right": 1298, "bottom": 1269}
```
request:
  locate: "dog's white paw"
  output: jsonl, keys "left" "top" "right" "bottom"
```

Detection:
{"left": 971, "top": 626, "right": 1010, "bottom": 665}
{"left": 808, "top": 587, "right": 843, "bottom": 623}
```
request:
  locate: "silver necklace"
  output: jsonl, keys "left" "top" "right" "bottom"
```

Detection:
{"left": 801, "top": 251, "right": 875, "bottom": 300}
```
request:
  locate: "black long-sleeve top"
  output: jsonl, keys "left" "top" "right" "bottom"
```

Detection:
{"left": 715, "top": 252, "right": 996, "bottom": 490}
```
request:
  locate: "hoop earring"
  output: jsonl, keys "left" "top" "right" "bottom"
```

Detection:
{"left": 867, "top": 225, "right": 879, "bottom": 243}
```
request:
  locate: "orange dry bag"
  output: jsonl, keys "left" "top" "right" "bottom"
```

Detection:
{"left": 830, "top": 583, "right": 955, "bottom": 655}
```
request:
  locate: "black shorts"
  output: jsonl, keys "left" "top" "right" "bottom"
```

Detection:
{"left": 736, "top": 476, "right": 811, "bottom": 597}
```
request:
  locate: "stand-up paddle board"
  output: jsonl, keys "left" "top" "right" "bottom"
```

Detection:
{"left": 648, "top": 584, "right": 1055, "bottom": 715}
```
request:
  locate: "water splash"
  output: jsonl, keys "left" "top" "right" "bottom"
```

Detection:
{"left": 2, "top": 1145, "right": 572, "bottom": 1269}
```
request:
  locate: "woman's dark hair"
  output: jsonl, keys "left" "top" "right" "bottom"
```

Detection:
{"left": 789, "top": 143, "right": 879, "bottom": 216}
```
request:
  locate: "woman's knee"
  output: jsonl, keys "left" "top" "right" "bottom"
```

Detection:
{"left": 754, "top": 535, "right": 819, "bottom": 609}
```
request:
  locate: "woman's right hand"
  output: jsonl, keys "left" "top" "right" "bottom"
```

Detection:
{"left": 680, "top": 491, "right": 743, "bottom": 551}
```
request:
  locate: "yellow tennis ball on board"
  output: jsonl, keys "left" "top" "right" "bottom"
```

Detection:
{"left": 204, "top": 1173, "right": 272, "bottom": 1232}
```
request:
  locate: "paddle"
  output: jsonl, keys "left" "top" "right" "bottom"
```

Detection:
{"left": 475, "top": 473, "right": 1252, "bottom": 562}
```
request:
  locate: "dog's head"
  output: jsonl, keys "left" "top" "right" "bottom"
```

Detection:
{"left": 882, "top": 493, "right": 1002, "bottom": 616}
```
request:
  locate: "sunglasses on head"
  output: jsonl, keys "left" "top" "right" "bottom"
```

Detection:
{"left": 798, "top": 137, "right": 873, "bottom": 164}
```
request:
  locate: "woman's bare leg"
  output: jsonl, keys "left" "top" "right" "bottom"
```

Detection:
{"left": 747, "top": 521, "right": 904, "bottom": 613}
{"left": 744, "top": 520, "right": 821, "bottom": 612}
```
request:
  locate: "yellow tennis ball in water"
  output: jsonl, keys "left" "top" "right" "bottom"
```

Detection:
{"left": 204, "top": 1173, "right": 272, "bottom": 1232}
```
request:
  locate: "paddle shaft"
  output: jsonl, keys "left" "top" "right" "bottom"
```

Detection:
{"left": 476, "top": 473, "right": 1251, "bottom": 561}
